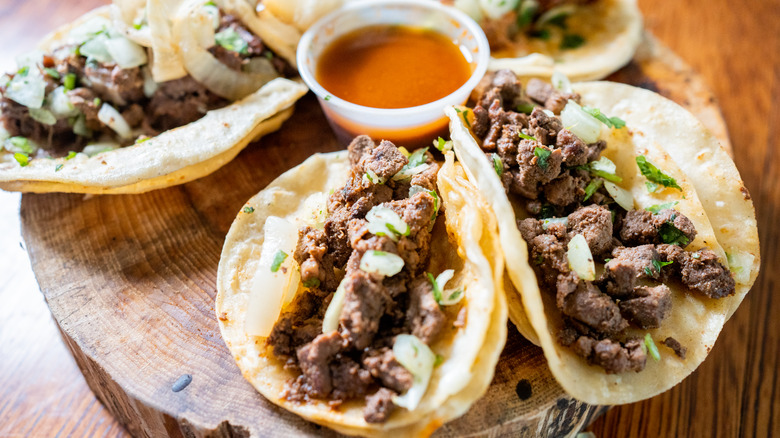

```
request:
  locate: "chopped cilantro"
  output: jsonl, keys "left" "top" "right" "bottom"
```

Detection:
{"left": 133, "top": 22, "right": 144, "bottom": 30}
{"left": 13, "top": 152, "right": 29, "bottom": 167}
{"left": 534, "top": 255, "right": 543, "bottom": 265}
{"left": 654, "top": 259, "right": 673, "bottom": 271}
{"left": 427, "top": 272, "right": 442, "bottom": 303}
{"left": 63, "top": 73, "right": 76, "bottom": 91}
{"left": 517, "top": 102, "right": 536, "bottom": 114}
{"left": 270, "top": 250, "right": 288, "bottom": 272}
{"left": 17, "top": 66, "right": 29, "bottom": 76}
{"left": 302, "top": 278, "right": 320, "bottom": 289}
{"left": 93, "top": 97, "right": 102, "bottom": 107}
{"left": 434, "top": 137, "right": 451, "bottom": 152}
{"left": 582, "top": 106, "right": 626, "bottom": 129}
{"left": 644, "top": 333, "right": 661, "bottom": 361}
{"left": 324, "top": 94, "right": 332, "bottom": 101}
{"left": 519, "top": 131, "right": 537, "bottom": 142}
{"left": 646, "top": 201, "right": 679, "bottom": 214}
{"left": 529, "top": 28, "right": 551, "bottom": 40}
{"left": 560, "top": 34, "right": 586, "bottom": 50}
{"left": 242, "top": 206, "right": 255, "bottom": 214}
{"left": 546, "top": 13, "right": 569, "bottom": 29}
{"left": 9, "top": 136, "right": 33, "bottom": 154}
{"left": 516, "top": 1, "right": 538, "bottom": 28}
{"left": 534, "top": 147, "right": 551, "bottom": 169}
{"left": 539, "top": 203, "right": 556, "bottom": 219}
{"left": 646, "top": 181, "right": 660, "bottom": 193}
{"left": 434, "top": 354, "right": 444, "bottom": 367}
{"left": 659, "top": 222, "right": 690, "bottom": 247}
{"left": 135, "top": 137, "right": 150, "bottom": 144}
{"left": 55, "top": 163, "right": 64, "bottom": 172}
{"left": 264, "top": 51, "right": 274, "bottom": 60}
{"left": 604, "top": 258, "right": 612, "bottom": 263}
{"left": 583, "top": 178, "right": 603, "bottom": 201}
{"left": 43, "top": 68, "right": 60, "bottom": 79}
{"left": 454, "top": 107, "right": 472, "bottom": 129}
{"left": 215, "top": 28, "right": 249, "bottom": 55}
{"left": 491, "top": 153, "right": 503, "bottom": 176}
{"left": 636, "top": 156, "right": 682, "bottom": 191}
{"left": 643, "top": 266, "right": 653, "bottom": 277}
{"left": 65, "top": 151, "right": 77, "bottom": 160}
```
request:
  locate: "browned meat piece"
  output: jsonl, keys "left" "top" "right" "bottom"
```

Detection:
{"left": 472, "top": 105, "right": 489, "bottom": 138}
{"left": 555, "top": 129, "right": 588, "bottom": 167}
{"left": 619, "top": 209, "right": 697, "bottom": 248}
{"left": 662, "top": 337, "right": 687, "bottom": 359}
{"left": 570, "top": 336, "right": 646, "bottom": 374}
{"left": 567, "top": 205, "right": 613, "bottom": 256}
{"left": 676, "top": 249, "right": 735, "bottom": 298}
{"left": 364, "top": 388, "right": 398, "bottom": 424}
{"left": 348, "top": 135, "right": 376, "bottom": 166}
{"left": 121, "top": 103, "right": 144, "bottom": 128}
{"left": 360, "top": 140, "right": 409, "bottom": 181}
{"left": 268, "top": 289, "right": 328, "bottom": 357}
{"left": 296, "top": 331, "right": 344, "bottom": 397}
{"left": 214, "top": 12, "right": 298, "bottom": 76}
{"left": 362, "top": 347, "right": 413, "bottom": 393}
{"left": 294, "top": 226, "right": 339, "bottom": 291}
{"left": 518, "top": 217, "right": 544, "bottom": 243}
{"left": 525, "top": 79, "right": 553, "bottom": 107}
{"left": 529, "top": 234, "right": 570, "bottom": 288}
{"left": 82, "top": 63, "right": 145, "bottom": 106}
{"left": 477, "top": 69, "right": 522, "bottom": 110}
{"left": 382, "top": 192, "right": 437, "bottom": 272}
{"left": 506, "top": 140, "right": 563, "bottom": 198}
{"left": 619, "top": 284, "right": 672, "bottom": 328}
{"left": 528, "top": 107, "right": 563, "bottom": 145}
{"left": 208, "top": 45, "right": 244, "bottom": 71}
{"left": 602, "top": 244, "right": 660, "bottom": 297}
{"left": 558, "top": 281, "right": 627, "bottom": 336}
{"left": 66, "top": 88, "right": 101, "bottom": 130}
{"left": 147, "top": 76, "right": 226, "bottom": 132}
{"left": 525, "top": 79, "right": 580, "bottom": 114}
{"left": 0, "top": 96, "right": 77, "bottom": 154}
{"left": 406, "top": 277, "right": 445, "bottom": 343}
{"left": 339, "top": 271, "right": 391, "bottom": 349}
{"left": 409, "top": 159, "right": 440, "bottom": 192}
{"left": 330, "top": 356, "right": 374, "bottom": 400}
{"left": 544, "top": 173, "right": 586, "bottom": 206}
{"left": 482, "top": 99, "right": 506, "bottom": 151}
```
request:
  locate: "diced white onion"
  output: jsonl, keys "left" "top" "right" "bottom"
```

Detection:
{"left": 79, "top": 34, "right": 114, "bottom": 64}
{"left": 28, "top": 108, "right": 57, "bottom": 125}
{"left": 434, "top": 269, "right": 464, "bottom": 306}
{"left": 141, "top": 67, "right": 158, "bottom": 98}
{"left": 69, "top": 16, "right": 111, "bottom": 44}
{"left": 590, "top": 156, "right": 616, "bottom": 174}
{"left": 15, "top": 51, "right": 44, "bottom": 70}
{"left": 82, "top": 142, "right": 119, "bottom": 156}
{"left": 322, "top": 278, "right": 348, "bottom": 333}
{"left": 561, "top": 100, "right": 603, "bottom": 144}
{"left": 551, "top": 71, "right": 572, "bottom": 93}
{"left": 359, "top": 250, "right": 404, "bottom": 277}
{"left": 203, "top": 4, "right": 221, "bottom": 30}
{"left": 366, "top": 205, "right": 409, "bottom": 241}
{"left": 454, "top": 0, "right": 484, "bottom": 22}
{"left": 392, "top": 164, "right": 429, "bottom": 181}
{"left": 478, "top": 0, "right": 520, "bottom": 20}
{"left": 49, "top": 87, "right": 78, "bottom": 117}
{"left": 726, "top": 251, "right": 755, "bottom": 285}
{"left": 435, "top": 269, "right": 455, "bottom": 290}
{"left": 5, "top": 73, "right": 46, "bottom": 109}
{"left": 245, "top": 216, "right": 301, "bottom": 337}
{"left": 393, "top": 334, "right": 436, "bottom": 410}
{"left": 105, "top": 36, "right": 149, "bottom": 69}
{"left": 542, "top": 217, "right": 568, "bottom": 230}
{"left": 97, "top": 103, "right": 132, "bottom": 139}
{"left": 72, "top": 114, "right": 92, "bottom": 137}
{"left": 604, "top": 181, "right": 634, "bottom": 211}
{"left": 363, "top": 169, "right": 387, "bottom": 185}
{"left": 567, "top": 234, "right": 595, "bottom": 281}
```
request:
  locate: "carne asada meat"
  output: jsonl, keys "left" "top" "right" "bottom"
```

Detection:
{"left": 267, "top": 137, "right": 457, "bottom": 423}
{"left": 470, "top": 70, "right": 736, "bottom": 373}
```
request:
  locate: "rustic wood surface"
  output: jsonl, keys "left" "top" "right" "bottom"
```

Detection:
{"left": 0, "top": 0, "right": 777, "bottom": 437}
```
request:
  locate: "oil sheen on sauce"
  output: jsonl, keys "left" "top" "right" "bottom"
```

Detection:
{"left": 316, "top": 25, "right": 472, "bottom": 109}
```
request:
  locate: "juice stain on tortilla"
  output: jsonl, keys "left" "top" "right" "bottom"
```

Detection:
{"left": 316, "top": 25, "right": 472, "bottom": 109}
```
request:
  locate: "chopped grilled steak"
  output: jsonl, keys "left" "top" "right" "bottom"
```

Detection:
{"left": 406, "top": 277, "right": 446, "bottom": 344}
{"left": 0, "top": 96, "right": 78, "bottom": 154}
{"left": 619, "top": 209, "right": 697, "bottom": 248}
{"left": 362, "top": 140, "right": 409, "bottom": 181}
{"left": 662, "top": 337, "right": 687, "bottom": 359}
{"left": 330, "top": 356, "right": 374, "bottom": 400}
{"left": 295, "top": 226, "right": 339, "bottom": 291}
{"left": 364, "top": 388, "right": 398, "bottom": 424}
{"left": 147, "top": 76, "right": 226, "bottom": 132}
{"left": 348, "top": 135, "right": 376, "bottom": 166}
{"left": 296, "top": 331, "right": 344, "bottom": 398}
{"left": 619, "top": 284, "right": 672, "bottom": 329}
{"left": 339, "top": 271, "right": 392, "bottom": 349}
{"left": 528, "top": 107, "right": 563, "bottom": 145}
{"left": 210, "top": 12, "right": 295, "bottom": 76}
{"left": 558, "top": 281, "right": 627, "bottom": 336}
{"left": 602, "top": 245, "right": 660, "bottom": 297}
{"left": 658, "top": 246, "right": 735, "bottom": 298}
{"left": 362, "top": 347, "right": 413, "bottom": 393}
{"left": 268, "top": 289, "right": 329, "bottom": 357}
{"left": 525, "top": 79, "right": 581, "bottom": 114}
{"left": 82, "top": 63, "right": 145, "bottom": 107}
{"left": 567, "top": 205, "right": 613, "bottom": 256}
{"left": 569, "top": 335, "right": 647, "bottom": 374}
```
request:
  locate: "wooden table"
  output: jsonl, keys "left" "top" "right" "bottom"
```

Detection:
{"left": 0, "top": 0, "right": 777, "bottom": 436}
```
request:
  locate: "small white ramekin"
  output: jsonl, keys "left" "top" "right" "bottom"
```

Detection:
{"left": 296, "top": 0, "right": 490, "bottom": 147}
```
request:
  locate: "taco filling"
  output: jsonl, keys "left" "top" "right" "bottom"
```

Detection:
{"left": 265, "top": 137, "right": 465, "bottom": 423}
{"left": 0, "top": 11, "right": 293, "bottom": 162}
{"left": 463, "top": 70, "right": 736, "bottom": 374}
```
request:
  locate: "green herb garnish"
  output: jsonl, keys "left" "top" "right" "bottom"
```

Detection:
{"left": 646, "top": 201, "right": 679, "bottom": 214}
{"left": 659, "top": 222, "right": 690, "bottom": 247}
{"left": 534, "top": 147, "right": 551, "bottom": 169}
{"left": 65, "top": 151, "right": 77, "bottom": 160}
{"left": 9, "top": 136, "right": 33, "bottom": 154}
{"left": 491, "top": 153, "right": 503, "bottom": 176}
{"left": 454, "top": 107, "right": 472, "bottom": 129}
{"left": 517, "top": 102, "right": 535, "bottom": 114}
{"left": 93, "top": 97, "right": 102, "bottom": 107}
{"left": 519, "top": 132, "right": 537, "bottom": 142}
{"left": 427, "top": 272, "right": 442, "bottom": 303}
{"left": 242, "top": 206, "right": 255, "bottom": 214}
{"left": 44, "top": 68, "right": 60, "bottom": 79}
{"left": 582, "top": 106, "right": 626, "bottom": 129}
{"left": 636, "top": 156, "right": 682, "bottom": 191}
{"left": 17, "top": 66, "right": 29, "bottom": 76}
{"left": 324, "top": 95, "right": 332, "bottom": 101}
{"left": 13, "top": 153, "right": 29, "bottom": 167}
{"left": 583, "top": 178, "right": 603, "bottom": 201}
{"left": 644, "top": 333, "right": 661, "bottom": 361}
{"left": 434, "top": 354, "right": 444, "bottom": 367}
{"left": 63, "top": 73, "right": 76, "bottom": 91}
{"left": 529, "top": 28, "right": 551, "bottom": 40}
{"left": 302, "top": 278, "right": 321, "bottom": 289}
{"left": 560, "top": 34, "right": 585, "bottom": 50}
{"left": 270, "top": 250, "right": 288, "bottom": 272}
{"left": 55, "top": 163, "right": 64, "bottom": 172}
{"left": 215, "top": 28, "right": 249, "bottom": 55}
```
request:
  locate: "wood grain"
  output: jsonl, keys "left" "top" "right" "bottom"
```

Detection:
{"left": 0, "top": 0, "right": 777, "bottom": 437}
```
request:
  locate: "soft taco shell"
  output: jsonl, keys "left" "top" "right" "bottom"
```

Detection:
{"left": 487, "top": 0, "right": 643, "bottom": 81}
{"left": 216, "top": 151, "right": 507, "bottom": 436}
{"left": 0, "top": 77, "right": 307, "bottom": 194}
{"left": 446, "top": 81, "right": 759, "bottom": 404}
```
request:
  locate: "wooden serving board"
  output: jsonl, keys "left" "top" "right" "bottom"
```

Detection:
{"left": 20, "top": 36, "right": 730, "bottom": 438}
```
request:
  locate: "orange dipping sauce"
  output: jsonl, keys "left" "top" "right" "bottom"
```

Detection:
{"left": 316, "top": 25, "right": 473, "bottom": 109}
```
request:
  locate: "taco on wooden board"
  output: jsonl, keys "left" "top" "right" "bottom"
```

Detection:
{"left": 445, "top": 69, "right": 759, "bottom": 404}
{"left": 216, "top": 137, "right": 508, "bottom": 436}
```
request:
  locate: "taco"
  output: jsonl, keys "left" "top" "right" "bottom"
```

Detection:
{"left": 0, "top": 3, "right": 307, "bottom": 194}
{"left": 445, "top": 70, "right": 759, "bottom": 404}
{"left": 216, "top": 137, "right": 508, "bottom": 435}
{"left": 447, "top": 0, "right": 643, "bottom": 81}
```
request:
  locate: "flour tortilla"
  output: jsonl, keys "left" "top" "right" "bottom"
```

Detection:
{"left": 0, "top": 78, "right": 307, "bottom": 194}
{"left": 487, "top": 0, "right": 643, "bottom": 81}
{"left": 446, "top": 81, "right": 759, "bottom": 404}
{"left": 216, "top": 151, "right": 507, "bottom": 436}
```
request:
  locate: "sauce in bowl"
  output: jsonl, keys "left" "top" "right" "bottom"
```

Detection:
{"left": 316, "top": 25, "right": 473, "bottom": 109}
